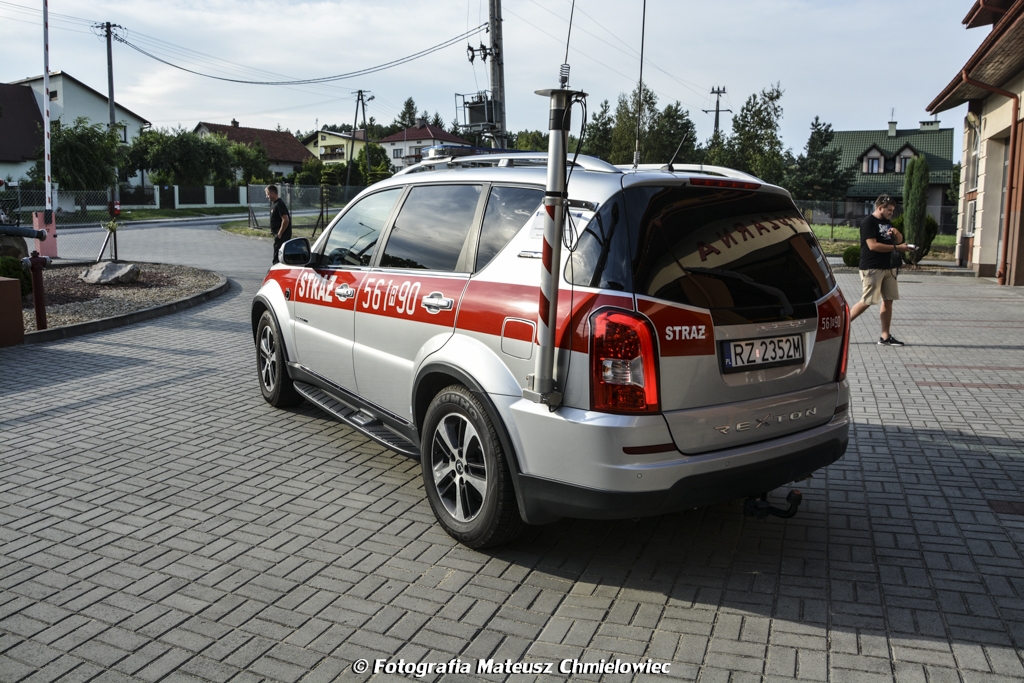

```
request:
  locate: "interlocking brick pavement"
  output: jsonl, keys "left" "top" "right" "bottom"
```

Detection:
{"left": 2, "top": 222, "right": 1024, "bottom": 682}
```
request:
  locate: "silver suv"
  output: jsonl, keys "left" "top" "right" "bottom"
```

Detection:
{"left": 251, "top": 153, "right": 851, "bottom": 547}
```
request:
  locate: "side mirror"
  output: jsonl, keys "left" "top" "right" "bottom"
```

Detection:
{"left": 280, "top": 237, "right": 311, "bottom": 266}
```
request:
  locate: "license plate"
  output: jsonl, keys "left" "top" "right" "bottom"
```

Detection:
{"left": 721, "top": 334, "right": 804, "bottom": 373}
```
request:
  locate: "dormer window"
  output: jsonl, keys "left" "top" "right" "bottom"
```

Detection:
{"left": 867, "top": 158, "right": 880, "bottom": 174}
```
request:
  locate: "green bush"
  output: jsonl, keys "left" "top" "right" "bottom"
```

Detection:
{"left": 0, "top": 255, "right": 31, "bottom": 296}
{"left": 842, "top": 245, "right": 860, "bottom": 267}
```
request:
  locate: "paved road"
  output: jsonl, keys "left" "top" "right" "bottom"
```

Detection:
{"left": 2, "top": 222, "right": 1024, "bottom": 683}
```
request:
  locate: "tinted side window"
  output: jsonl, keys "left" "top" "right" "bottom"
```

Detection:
{"left": 321, "top": 188, "right": 401, "bottom": 267}
{"left": 476, "top": 186, "right": 543, "bottom": 271}
{"left": 566, "top": 193, "right": 632, "bottom": 291}
{"left": 381, "top": 185, "right": 482, "bottom": 271}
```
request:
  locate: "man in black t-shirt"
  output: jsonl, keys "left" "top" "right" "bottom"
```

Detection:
{"left": 849, "top": 194, "right": 911, "bottom": 346}
{"left": 266, "top": 185, "right": 291, "bottom": 264}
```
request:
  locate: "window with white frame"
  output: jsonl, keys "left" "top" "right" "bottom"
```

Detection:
{"left": 867, "top": 158, "right": 880, "bottom": 174}
{"left": 967, "top": 126, "right": 980, "bottom": 191}
{"left": 393, "top": 148, "right": 403, "bottom": 159}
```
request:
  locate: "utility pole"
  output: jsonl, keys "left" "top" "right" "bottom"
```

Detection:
{"left": 103, "top": 22, "right": 121, "bottom": 204}
{"left": 489, "top": 0, "right": 506, "bottom": 148}
{"left": 702, "top": 86, "right": 731, "bottom": 137}
{"left": 345, "top": 90, "right": 369, "bottom": 189}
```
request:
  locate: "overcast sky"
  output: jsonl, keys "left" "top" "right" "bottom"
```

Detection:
{"left": 3, "top": 0, "right": 986, "bottom": 160}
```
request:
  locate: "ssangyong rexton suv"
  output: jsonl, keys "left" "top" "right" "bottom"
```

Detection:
{"left": 251, "top": 154, "right": 851, "bottom": 547}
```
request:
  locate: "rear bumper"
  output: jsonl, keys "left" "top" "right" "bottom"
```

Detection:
{"left": 515, "top": 416, "right": 848, "bottom": 523}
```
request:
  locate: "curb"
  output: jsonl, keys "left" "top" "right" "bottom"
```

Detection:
{"left": 830, "top": 266, "right": 977, "bottom": 277}
{"left": 23, "top": 270, "right": 230, "bottom": 344}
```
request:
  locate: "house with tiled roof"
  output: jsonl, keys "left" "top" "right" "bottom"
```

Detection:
{"left": 194, "top": 120, "right": 314, "bottom": 176}
{"left": 0, "top": 84, "right": 43, "bottom": 182}
{"left": 376, "top": 120, "right": 473, "bottom": 170}
{"left": 7, "top": 71, "right": 150, "bottom": 185}
{"left": 828, "top": 121, "right": 956, "bottom": 209}
{"left": 300, "top": 129, "right": 367, "bottom": 166}
{"left": 928, "top": 0, "right": 1023, "bottom": 283}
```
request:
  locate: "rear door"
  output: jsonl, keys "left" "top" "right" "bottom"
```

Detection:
{"left": 353, "top": 184, "right": 485, "bottom": 421}
{"left": 575, "top": 181, "right": 845, "bottom": 451}
{"left": 292, "top": 188, "right": 402, "bottom": 391}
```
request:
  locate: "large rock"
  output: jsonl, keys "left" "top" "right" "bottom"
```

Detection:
{"left": 80, "top": 262, "right": 140, "bottom": 285}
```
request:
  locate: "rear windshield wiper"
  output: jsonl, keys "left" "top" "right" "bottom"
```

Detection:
{"left": 682, "top": 267, "right": 794, "bottom": 317}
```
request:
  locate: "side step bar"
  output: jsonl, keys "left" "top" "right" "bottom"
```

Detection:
{"left": 294, "top": 381, "right": 419, "bottom": 458}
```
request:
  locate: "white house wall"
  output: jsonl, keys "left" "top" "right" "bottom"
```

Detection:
{"left": 1, "top": 161, "right": 35, "bottom": 183}
{"left": 974, "top": 137, "right": 1006, "bottom": 271}
{"left": 966, "top": 70, "right": 1024, "bottom": 276}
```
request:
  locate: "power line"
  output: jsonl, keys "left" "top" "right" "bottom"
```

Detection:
{"left": 112, "top": 24, "right": 488, "bottom": 86}
{"left": 503, "top": 6, "right": 700, "bottom": 112}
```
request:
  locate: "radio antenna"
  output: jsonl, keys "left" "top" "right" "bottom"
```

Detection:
{"left": 633, "top": 0, "right": 647, "bottom": 168}
{"left": 560, "top": 0, "right": 577, "bottom": 87}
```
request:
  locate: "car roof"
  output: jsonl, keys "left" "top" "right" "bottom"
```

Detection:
{"left": 365, "top": 153, "right": 791, "bottom": 202}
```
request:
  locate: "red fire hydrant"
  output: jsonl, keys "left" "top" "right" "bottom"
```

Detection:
{"left": 21, "top": 251, "right": 50, "bottom": 331}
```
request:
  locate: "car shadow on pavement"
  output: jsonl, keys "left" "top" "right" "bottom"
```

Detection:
{"left": 481, "top": 423, "right": 1024, "bottom": 654}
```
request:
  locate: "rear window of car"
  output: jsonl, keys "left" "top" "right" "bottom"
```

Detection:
{"left": 626, "top": 186, "right": 834, "bottom": 323}
{"left": 568, "top": 186, "right": 835, "bottom": 323}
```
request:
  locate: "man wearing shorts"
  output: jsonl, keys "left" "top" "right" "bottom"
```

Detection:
{"left": 850, "top": 194, "right": 912, "bottom": 346}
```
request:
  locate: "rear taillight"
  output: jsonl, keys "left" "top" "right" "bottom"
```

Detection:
{"left": 836, "top": 294, "right": 850, "bottom": 382}
{"left": 590, "top": 309, "right": 660, "bottom": 413}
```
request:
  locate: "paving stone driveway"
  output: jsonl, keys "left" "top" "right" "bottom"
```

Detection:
{"left": 2, "top": 223, "right": 1024, "bottom": 683}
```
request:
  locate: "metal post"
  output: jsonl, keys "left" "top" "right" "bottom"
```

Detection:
{"left": 22, "top": 251, "right": 50, "bottom": 330}
{"left": 831, "top": 198, "right": 835, "bottom": 241}
{"left": 488, "top": 0, "right": 506, "bottom": 148}
{"left": 524, "top": 87, "right": 584, "bottom": 408}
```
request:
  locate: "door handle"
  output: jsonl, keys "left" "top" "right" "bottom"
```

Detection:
{"left": 421, "top": 291, "right": 454, "bottom": 314}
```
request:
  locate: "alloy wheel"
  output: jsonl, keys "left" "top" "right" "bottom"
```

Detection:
{"left": 259, "top": 325, "right": 277, "bottom": 391}
{"left": 430, "top": 413, "right": 487, "bottom": 522}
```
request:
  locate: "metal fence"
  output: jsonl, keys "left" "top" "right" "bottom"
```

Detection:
{"left": 791, "top": 200, "right": 959, "bottom": 236}
{"left": 246, "top": 184, "right": 366, "bottom": 233}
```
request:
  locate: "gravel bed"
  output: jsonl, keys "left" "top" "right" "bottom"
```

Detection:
{"left": 22, "top": 263, "right": 222, "bottom": 332}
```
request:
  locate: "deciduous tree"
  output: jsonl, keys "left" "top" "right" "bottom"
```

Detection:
{"left": 30, "top": 117, "right": 123, "bottom": 190}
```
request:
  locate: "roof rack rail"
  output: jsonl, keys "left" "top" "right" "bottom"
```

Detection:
{"left": 396, "top": 152, "right": 621, "bottom": 175}
{"left": 614, "top": 163, "right": 762, "bottom": 183}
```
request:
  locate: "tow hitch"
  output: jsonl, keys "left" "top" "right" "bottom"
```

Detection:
{"left": 744, "top": 489, "right": 803, "bottom": 520}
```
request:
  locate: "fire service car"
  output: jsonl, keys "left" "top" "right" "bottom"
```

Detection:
{"left": 251, "top": 152, "right": 851, "bottom": 547}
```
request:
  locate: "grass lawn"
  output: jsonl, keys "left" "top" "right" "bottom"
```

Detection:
{"left": 117, "top": 206, "right": 247, "bottom": 221}
{"left": 220, "top": 222, "right": 320, "bottom": 240}
{"left": 810, "top": 224, "right": 955, "bottom": 249}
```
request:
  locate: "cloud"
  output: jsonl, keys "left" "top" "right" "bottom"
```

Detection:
{"left": 2, "top": 0, "right": 978, "bottom": 157}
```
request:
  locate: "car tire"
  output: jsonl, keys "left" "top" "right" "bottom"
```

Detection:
{"left": 421, "top": 385, "right": 524, "bottom": 548}
{"left": 256, "top": 310, "right": 302, "bottom": 408}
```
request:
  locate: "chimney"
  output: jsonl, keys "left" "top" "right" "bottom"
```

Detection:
{"left": 415, "top": 117, "right": 425, "bottom": 129}
{"left": 919, "top": 120, "right": 940, "bottom": 132}
{"left": 887, "top": 121, "right": 897, "bottom": 137}
{"left": 231, "top": 119, "right": 239, "bottom": 127}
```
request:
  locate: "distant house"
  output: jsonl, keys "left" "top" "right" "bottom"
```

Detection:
{"left": 0, "top": 84, "right": 43, "bottom": 182}
{"left": 300, "top": 129, "right": 367, "bottom": 166}
{"left": 377, "top": 121, "right": 473, "bottom": 170}
{"left": 194, "top": 120, "right": 314, "bottom": 176}
{"left": 828, "top": 121, "right": 956, "bottom": 228}
{"left": 5, "top": 71, "right": 150, "bottom": 184}
{"left": 928, "top": 0, "right": 1023, "bottom": 283}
